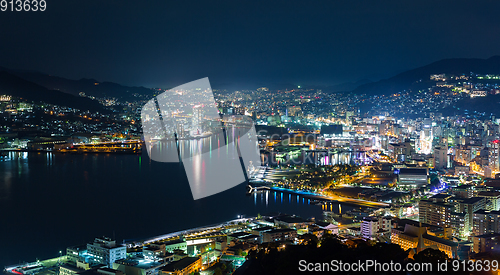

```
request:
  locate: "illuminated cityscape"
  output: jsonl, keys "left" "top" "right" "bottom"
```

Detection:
{"left": 2, "top": 67, "right": 500, "bottom": 274}
{"left": 2, "top": 1, "right": 500, "bottom": 274}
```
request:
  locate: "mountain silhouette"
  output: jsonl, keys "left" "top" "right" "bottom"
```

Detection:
{"left": 0, "top": 71, "right": 106, "bottom": 112}
{"left": 352, "top": 56, "right": 500, "bottom": 95}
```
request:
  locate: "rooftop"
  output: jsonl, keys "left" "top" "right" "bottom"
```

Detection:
{"left": 161, "top": 257, "right": 199, "bottom": 272}
{"left": 431, "top": 193, "right": 452, "bottom": 199}
{"left": 473, "top": 209, "right": 500, "bottom": 215}
{"left": 423, "top": 234, "right": 458, "bottom": 247}
{"left": 160, "top": 239, "right": 186, "bottom": 246}
{"left": 264, "top": 228, "right": 296, "bottom": 234}
{"left": 475, "top": 232, "right": 500, "bottom": 238}
{"left": 399, "top": 168, "right": 428, "bottom": 175}
{"left": 457, "top": 197, "right": 485, "bottom": 204}
{"left": 252, "top": 226, "right": 274, "bottom": 232}
{"left": 275, "top": 215, "right": 309, "bottom": 224}
{"left": 228, "top": 232, "right": 253, "bottom": 238}
{"left": 453, "top": 185, "right": 474, "bottom": 190}
{"left": 478, "top": 191, "right": 500, "bottom": 197}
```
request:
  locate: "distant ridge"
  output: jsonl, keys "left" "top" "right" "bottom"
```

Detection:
{"left": 352, "top": 56, "right": 500, "bottom": 95}
{"left": 0, "top": 71, "right": 106, "bottom": 112}
{"left": 1, "top": 69, "right": 155, "bottom": 101}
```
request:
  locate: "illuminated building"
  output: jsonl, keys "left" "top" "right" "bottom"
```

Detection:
{"left": 451, "top": 185, "right": 475, "bottom": 199}
{"left": 489, "top": 140, "right": 500, "bottom": 174}
{"left": 470, "top": 90, "right": 487, "bottom": 98}
{"left": 114, "top": 257, "right": 168, "bottom": 275}
{"left": 387, "top": 140, "right": 413, "bottom": 162}
{"left": 161, "top": 239, "right": 188, "bottom": 253}
{"left": 286, "top": 106, "right": 302, "bottom": 117}
{"left": 59, "top": 264, "right": 85, "bottom": 275}
{"left": 473, "top": 210, "right": 500, "bottom": 236}
{"left": 66, "top": 245, "right": 88, "bottom": 264}
{"left": 430, "top": 74, "right": 446, "bottom": 81}
{"left": 454, "top": 166, "right": 470, "bottom": 177}
{"left": 454, "top": 197, "right": 487, "bottom": 236}
{"left": 86, "top": 237, "right": 127, "bottom": 267}
{"left": 433, "top": 145, "right": 448, "bottom": 170}
{"left": 360, "top": 216, "right": 392, "bottom": 241}
{"left": 0, "top": 95, "right": 11, "bottom": 101}
{"left": 160, "top": 257, "right": 202, "bottom": 275}
{"left": 418, "top": 129, "right": 432, "bottom": 154}
{"left": 261, "top": 228, "right": 297, "bottom": 243}
{"left": 143, "top": 243, "right": 175, "bottom": 262}
{"left": 274, "top": 215, "right": 313, "bottom": 229}
{"left": 397, "top": 168, "right": 428, "bottom": 188}
{"left": 391, "top": 220, "right": 466, "bottom": 259}
{"left": 418, "top": 199, "right": 466, "bottom": 237}
{"left": 191, "top": 105, "right": 202, "bottom": 134}
{"left": 477, "top": 191, "right": 500, "bottom": 211}
{"left": 473, "top": 233, "right": 500, "bottom": 254}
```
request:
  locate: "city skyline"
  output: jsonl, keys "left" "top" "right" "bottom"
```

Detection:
{"left": 3, "top": 0, "right": 500, "bottom": 274}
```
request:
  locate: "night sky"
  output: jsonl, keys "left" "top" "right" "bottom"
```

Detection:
{"left": 1, "top": 0, "right": 500, "bottom": 89}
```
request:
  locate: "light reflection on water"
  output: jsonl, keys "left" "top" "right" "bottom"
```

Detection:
{"left": 268, "top": 150, "right": 368, "bottom": 167}
{"left": 249, "top": 189, "right": 355, "bottom": 215}
{"left": 0, "top": 149, "right": 358, "bottom": 266}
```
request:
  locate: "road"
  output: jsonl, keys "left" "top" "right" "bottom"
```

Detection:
{"left": 268, "top": 186, "right": 390, "bottom": 208}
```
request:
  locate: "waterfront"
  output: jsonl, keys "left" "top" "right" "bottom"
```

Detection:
{"left": 0, "top": 151, "right": 361, "bottom": 267}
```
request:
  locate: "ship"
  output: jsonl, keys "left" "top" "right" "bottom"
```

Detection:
{"left": 56, "top": 141, "right": 143, "bottom": 154}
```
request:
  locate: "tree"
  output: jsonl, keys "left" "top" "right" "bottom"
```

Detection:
{"left": 214, "top": 267, "right": 222, "bottom": 275}
{"left": 221, "top": 263, "right": 227, "bottom": 271}
{"left": 301, "top": 233, "right": 319, "bottom": 247}
{"left": 226, "top": 261, "right": 234, "bottom": 272}
{"left": 413, "top": 248, "right": 448, "bottom": 264}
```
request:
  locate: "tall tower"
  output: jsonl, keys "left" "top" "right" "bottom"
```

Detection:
{"left": 192, "top": 105, "right": 203, "bottom": 134}
{"left": 489, "top": 140, "right": 500, "bottom": 173}
{"left": 419, "top": 129, "right": 433, "bottom": 154}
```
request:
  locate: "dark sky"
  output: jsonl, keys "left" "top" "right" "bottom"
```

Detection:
{"left": 1, "top": 0, "right": 500, "bottom": 89}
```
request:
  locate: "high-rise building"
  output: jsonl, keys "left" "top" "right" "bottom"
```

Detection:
{"left": 433, "top": 145, "right": 448, "bottom": 170}
{"left": 473, "top": 233, "right": 500, "bottom": 254}
{"left": 473, "top": 210, "right": 500, "bottom": 236}
{"left": 455, "top": 145, "right": 471, "bottom": 165}
{"left": 454, "top": 197, "right": 487, "bottom": 236}
{"left": 418, "top": 128, "right": 432, "bottom": 154}
{"left": 451, "top": 185, "right": 475, "bottom": 199}
{"left": 488, "top": 140, "right": 500, "bottom": 174}
{"left": 191, "top": 105, "right": 203, "bottom": 134}
{"left": 477, "top": 191, "right": 500, "bottom": 211}
{"left": 419, "top": 199, "right": 466, "bottom": 237}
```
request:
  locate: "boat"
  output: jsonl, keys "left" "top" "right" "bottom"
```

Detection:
{"left": 55, "top": 141, "right": 143, "bottom": 154}
{"left": 190, "top": 130, "right": 213, "bottom": 139}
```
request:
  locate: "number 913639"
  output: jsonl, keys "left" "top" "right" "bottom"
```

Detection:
{"left": 1, "top": 0, "right": 46, "bottom": 11}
